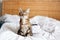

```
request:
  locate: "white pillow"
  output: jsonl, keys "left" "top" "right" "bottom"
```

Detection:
{"left": 30, "top": 16, "right": 59, "bottom": 26}
{"left": 3, "top": 14, "right": 20, "bottom": 23}
{"left": 30, "top": 16, "right": 49, "bottom": 24}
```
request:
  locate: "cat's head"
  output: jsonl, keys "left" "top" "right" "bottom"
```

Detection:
{"left": 19, "top": 8, "right": 30, "bottom": 16}
{"left": 19, "top": 8, "right": 30, "bottom": 19}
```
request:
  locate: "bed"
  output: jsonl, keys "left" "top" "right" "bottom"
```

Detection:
{"left": 0, "top": 14, "right": 60, "bottom": 40}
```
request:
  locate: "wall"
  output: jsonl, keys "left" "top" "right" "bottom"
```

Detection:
{"left": 2, "top": 0, "right": 60, "bottom": 20}
{"left": 0, "top": 0, "right": 2, "bottom": 16}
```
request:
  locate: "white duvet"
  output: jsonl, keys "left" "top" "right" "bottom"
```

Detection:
{"left": 0, "top": 14, "right": 60, "bottom": 40}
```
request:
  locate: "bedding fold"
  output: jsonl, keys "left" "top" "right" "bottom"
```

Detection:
{"left": 0, "top": 14, "right": 60, "bottom": 40}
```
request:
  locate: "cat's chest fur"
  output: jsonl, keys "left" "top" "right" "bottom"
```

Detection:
{"left": 20, "top": 16, "right": 31, "bottom": 35}
{"left": 22, "top": 16, "right": 29, "bottom": 24}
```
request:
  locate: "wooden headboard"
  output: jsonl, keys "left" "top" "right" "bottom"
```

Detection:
{"left": 2, "top": 0, "right": 60, "bottom": 20}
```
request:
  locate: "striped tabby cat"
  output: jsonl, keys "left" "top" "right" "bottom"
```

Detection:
{"left": 17, "top": 8, "right": 32, "bottom": 36}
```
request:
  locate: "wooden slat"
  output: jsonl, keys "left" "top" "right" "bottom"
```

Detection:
{"left": 2, "top": 0, "right": 60, "bottom": 20}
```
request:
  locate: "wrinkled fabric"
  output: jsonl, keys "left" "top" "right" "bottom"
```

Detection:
{"left": 0, "top": 14, "right": 20, "bottom": 23}
{"left": 0, "top": 23, "right": 20, "bottom": 33}
{"left": 0, "top": 15, "right": 60, "bottom": 40}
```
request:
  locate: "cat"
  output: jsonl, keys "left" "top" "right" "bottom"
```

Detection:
{"left": 17, "top": 8, "right": 32, "bottom": 36}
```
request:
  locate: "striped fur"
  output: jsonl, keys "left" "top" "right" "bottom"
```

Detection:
{"left": 17, "top": 8, "right": 32, "bottom": 36}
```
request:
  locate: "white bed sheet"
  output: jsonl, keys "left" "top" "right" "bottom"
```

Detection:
{"left": 0, "top": 14, "right": 60, "bottom": 40}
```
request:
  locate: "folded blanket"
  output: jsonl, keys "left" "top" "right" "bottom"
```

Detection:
{"left": 0, "top": 14, "right": 20, "bottom": 29}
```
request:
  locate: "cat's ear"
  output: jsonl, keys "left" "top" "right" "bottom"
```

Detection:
{"left": 25, "top": 8, "right": 30, "bottom": 14}
{"left": 19, "top": 8, "right": 23, "bottom": 13}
